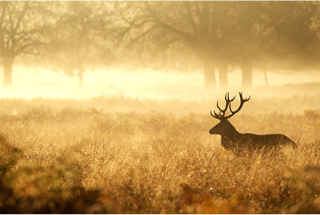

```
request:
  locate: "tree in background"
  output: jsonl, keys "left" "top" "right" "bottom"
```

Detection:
{"left": 112, "top": 1, "right": 320, "bottom": 89}
{"left": 0, "top": 1, "right": 53, "bottom": 86}
{"left": 264, "top": 2, "right": 319, "bottom": 75}
{"left": 0, "top": 1, "right": 318, "bottom": 89}
{"left": 231, "top": 2, "right": 319, "bottom": 88}
{"left": 112, "top": 2, "right": 240, "bottom": 89}
{"left": 48, "top": 1, "right": 113, "bottom": 86}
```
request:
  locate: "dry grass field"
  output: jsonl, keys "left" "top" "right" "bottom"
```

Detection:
{"left": 1, "top": 95, "right": 320, "bottom": 213}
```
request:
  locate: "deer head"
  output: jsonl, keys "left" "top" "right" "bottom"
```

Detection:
{"left": 209, "top": 92, "right": 250, "bottom": 135}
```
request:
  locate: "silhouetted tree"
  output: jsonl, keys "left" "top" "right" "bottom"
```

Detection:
{"left": 48, "top": 2, "right": 112, "bottom": 86}
{"left": 267, "top": 2, "right": 319, "bottom": 71}
{"left": 231, "top": 2, "right": 318, "bottom": 88}
{"left": 116, "top": 2, "right": 320, "bottom": 89}
{"left": 112, "top": 2, "right": 239, "bottom": 89}
{"left": 0, "top": 1, "right": 53, "bottom": 86}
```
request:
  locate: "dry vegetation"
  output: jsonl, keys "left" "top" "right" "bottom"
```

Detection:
{"left": 1, "top": 95, "right": 320, "bottom": 213}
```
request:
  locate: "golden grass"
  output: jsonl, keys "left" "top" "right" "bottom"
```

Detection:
{"left": 0, "top": 96, "right": 320, "bottom": 213}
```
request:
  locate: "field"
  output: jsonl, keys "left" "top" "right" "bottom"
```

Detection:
{"left": 1, "top": 95, "right": 320, "bottom": 213}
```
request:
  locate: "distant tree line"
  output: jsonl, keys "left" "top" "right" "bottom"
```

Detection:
{"left": 0, "top": 1, "right": 319, "bottom": 88}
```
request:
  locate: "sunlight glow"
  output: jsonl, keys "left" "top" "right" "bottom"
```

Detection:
{"left": 0, "top": 66, "right": 319, "bottom": 100}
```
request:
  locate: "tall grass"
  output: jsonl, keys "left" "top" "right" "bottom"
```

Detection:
{"left": 0, "top": 96, "right": 320, "bottom": 213}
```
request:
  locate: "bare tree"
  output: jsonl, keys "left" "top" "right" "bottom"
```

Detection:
{"left": 48, "top": 1, "right": 112, "bottom": 86}
{"left": 231, "top": 2, "right": 318, "bottom": 88}
{"left": 0, "top": 1, "right": 53, "bottom": 86}
{"left": 112, "top": 2, "right": 239, "bottom": 89}
{"left": 116, "top": 2, "right": 320, "bottom": 89}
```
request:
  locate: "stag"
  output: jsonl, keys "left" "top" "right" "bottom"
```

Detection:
{"left": 209, "top": 92, "right": 296, "bottom": 155}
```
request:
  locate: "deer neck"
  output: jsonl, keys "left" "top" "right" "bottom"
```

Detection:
{"left": 221, "top": 123, "right": 240, "bottom": 146}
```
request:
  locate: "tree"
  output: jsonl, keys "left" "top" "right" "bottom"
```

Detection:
{"left": 48, "top": 1, "right": 112, "bottom": 86}
{"left": 112, "top": 1, "right": 239, "bottom": 89}
{"left": 0, "top": 1, "right": 53, "bottom": 86}
{"left": 230, "top": 2, "right": 318, "bottom": 88}
{"left": 112, "top": 2, "right": 319, "bottom": 89}
{"left": 267, "top": 2, "right": 319, "bottom": 71}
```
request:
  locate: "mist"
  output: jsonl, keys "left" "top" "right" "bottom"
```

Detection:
{"left": 0, "top": 1, "right": 319, "bottom": 108}
{"left": 0, "top": 66, "right": 320, "bottom": 101}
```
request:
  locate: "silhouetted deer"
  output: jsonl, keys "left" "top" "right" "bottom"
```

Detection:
{"left": 209, "top": 92, "right": 296, "bottom": 155}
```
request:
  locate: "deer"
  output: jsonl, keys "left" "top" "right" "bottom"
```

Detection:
{"left": 209, "top": 92, "right": 296, "bottom": 156}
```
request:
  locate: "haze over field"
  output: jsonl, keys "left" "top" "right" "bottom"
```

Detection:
{"left": 1, "top": 1, "right": 320, "bottom": 103}
{"left": 0, "top": 67, "right": 320, "bottom": 101}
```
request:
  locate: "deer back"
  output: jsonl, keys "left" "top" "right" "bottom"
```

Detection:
{"left": 233, "top": 133, "right": 297, "bottom": 151}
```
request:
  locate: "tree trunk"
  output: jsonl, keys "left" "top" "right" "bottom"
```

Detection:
{"left": 218, "top": 61, "right": 228, "bottom": 89}
{"left": 3, "top": 57, "right": 14, "bottom": 86}
{"left": 203, "top": 58, "right": 216, "bottom": 89}
{"left": 263, "top": 70, "right": 269, "bottom": 87}
{"left": 241, "top": 61, "right": 252, "bottom": 88}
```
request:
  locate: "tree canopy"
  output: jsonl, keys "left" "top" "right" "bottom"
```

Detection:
{"left": 0, "top": 1, "right": 53, "bottom": 86}
{"left": 1, "top": 1, "right": 320, "bottom": 88}
{"left": 112, "top": 1, "right": 320, "bottom": 88}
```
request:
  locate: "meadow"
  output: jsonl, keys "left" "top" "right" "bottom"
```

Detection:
{"left": 1, "top": 94, "right": 320, "bottom": 213}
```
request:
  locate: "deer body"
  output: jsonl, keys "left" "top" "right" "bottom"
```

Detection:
{"left": 209, "top": 93, "right": 296, "bottom": 155}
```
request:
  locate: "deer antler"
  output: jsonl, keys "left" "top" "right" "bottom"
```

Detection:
{"left": 210, "top": 92, "right": 250, "bottom": 120}
{"left": 210, "top": 92, "right": 235, "bottom": 118}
